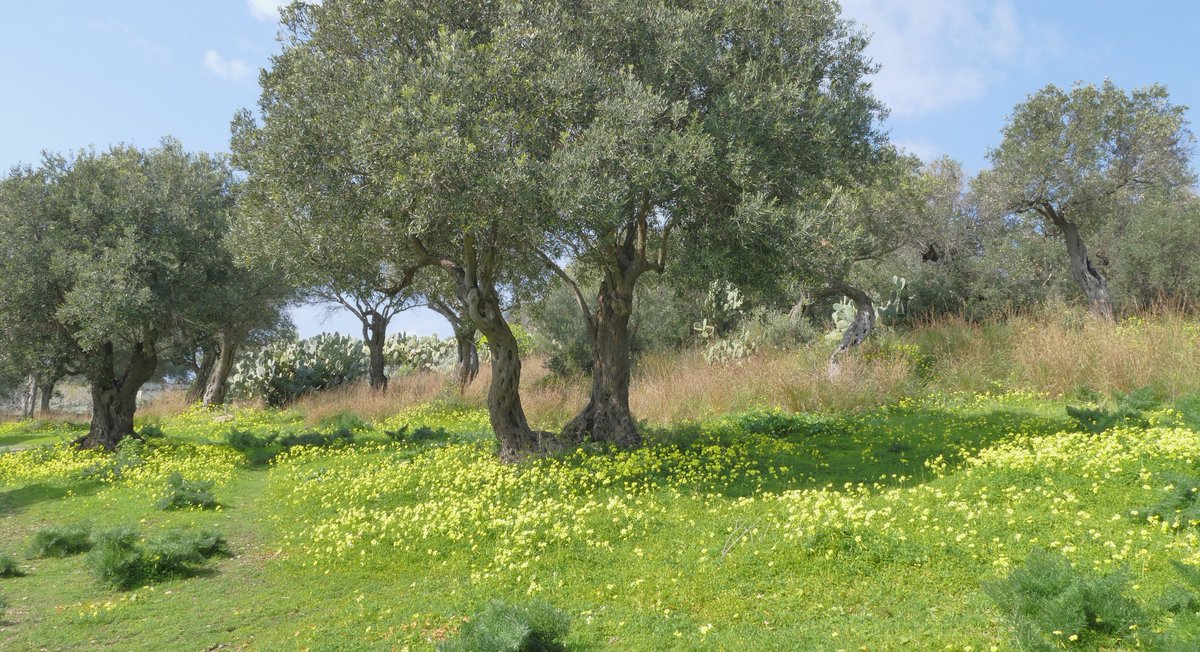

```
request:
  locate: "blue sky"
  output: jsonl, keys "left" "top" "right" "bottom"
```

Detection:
{"left": 2, "top": 1, "right": 1197, "bottom": 337}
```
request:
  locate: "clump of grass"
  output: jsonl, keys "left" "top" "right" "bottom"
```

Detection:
{"left": 89, "top": 526, "right": 230, "bottom": 590}
{"left": 984, "top": 548, "right": 1152, "bottom": 650}
{"left": 27, "top": 523, "right": 92, "bottom": 558}
{"left": 0, "top": 554, "right": 23, "bottom": 578}
{"left": 1135, "top": 474, "right": 1200, "bottom": 530}
{"left": 385, "top": 424, "right": 451, "bottom": 444}
{"left": 225, "top": 429, "right": 279, "bottom": 465}
{"left": 1065, "top": 386, "right": 1158, "bottom": 433}
{"left": 155, "top": 472, "right": 217, "bottom": 510}
{"left": 439, "top": 600, "right": 570, "bottom": 652}
{"left": 277, "top": 427, "right": 354, "bottom": 449}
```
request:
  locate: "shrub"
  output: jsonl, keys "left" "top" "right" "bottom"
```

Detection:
{"left": 27, "top": 523, "right": 92, "bottom": 558}
{"left": 277, "top": 427, "right": 354, "bottom": 449}
{"left": 89, "top": 526, "right": 229, "bottom": 590}
{"left": 138, "top": 423, "right": 166, "bottom": 439}
{"left": 156, "top": 472, "right": 217, "bottom": 510}
{"left": 225, "top": 429, "right": 279, "bottom": 465}
{"left": 0, "top": 554, "right": 23, "bottom": 578}
{"left": 984, "top": 548, "right": 1151, "bottom": 650}
{"left": 439, "top": 600, "right": 570, "bottom": 652}
{"left": 1066, "top": 386, "right": 1158, "bottom": 433}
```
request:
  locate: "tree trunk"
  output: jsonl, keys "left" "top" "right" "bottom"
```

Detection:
{"left": 1056, "top": 217, "right": 1115, "bottom": 321}
{"left": 202, "top": 335, "right": 238, "bottom": 406}
{"left": 428, "top": 297, "right": 479, "bottom": 394}
{"left": 186, "top": 346, "right": 216, "bottom": 403}
{"left": 561, "top": 278, "right": 642, "bottom": 448}
{"left": 76, "top": 341, "right": 158, "bottom": 451}
{"left": 38, "top": 380, "right": 55, "bottom": 414}
{"left": 364, "top": 312, "right": 388, "bottom": 392}
{"left": 828, "top": 284, "right": 875, "bottom": 377}
{"left": 22, "top": 374, "right": 38, "bottom": 419}
{"left": 462, "top": 287, "right": 551, "bottom": 461}
{"left": 453, "top": 322, "right": 479, "bottom": 393}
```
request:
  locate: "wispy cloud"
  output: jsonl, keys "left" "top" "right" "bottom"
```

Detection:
{"left": 841, "top": 0, "right": 1053, "bottom": 118}
{"left": 203, "top": 50, "right": 253, "bottom": 82}
{"left": 248, "top": 0, "right": 321, "bottom": 21}
{"left": 247, "top": 0, "right": 289, "bottom": 21}
{"left": 90, "top": 20, "right": 171, "bottom": 62}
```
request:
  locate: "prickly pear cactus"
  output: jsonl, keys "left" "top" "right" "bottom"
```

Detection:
{"left": 384, "top": 333, "right": 456, "bottom": 372}
{"left": 229, "top": 334, "right": 368, "bottom": 406}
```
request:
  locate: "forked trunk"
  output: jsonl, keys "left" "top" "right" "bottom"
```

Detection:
{"left": 202, "top": 335, "right": 238, "bottom": 406}
{"left": 186, "top": 346, "right": 216, "bottom": 403}
{"left": 21, "top": 374, "right": 38, "bottom": 419}
{"left": 1057, "top": 217, "right": 1115, "bottom": 321}
{"left": 75, "top": 341, "right": 158, "bottom": 451}
{"left": 561, "top": 279, "right": 641, "bottom": 448}
{"left": 828, "top": 284, "right": 875, "bottom": 377}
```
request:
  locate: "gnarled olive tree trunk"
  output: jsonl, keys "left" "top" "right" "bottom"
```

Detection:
{"left": 76, "top": 341, "right": 158, "bottom": 451}
{"left": 792, "top": 282, "right": 876, "bottom": 378}
{"left": 462, "top": 286, "right": 552, "bottom": 461}
{"left": 186, "top": 345, "right": 216, "bottom": 403}
{"left": 560, "top": 275, "right": 641, "bottom": 448}
{"left": 38, "top": 380, "right": 55, "bottom": 414}
{"left": 1056, "top": 215, "right": 1114, "bottom": 321}
{"left": 202, "top": 333, "right": 238, "bottom": 406}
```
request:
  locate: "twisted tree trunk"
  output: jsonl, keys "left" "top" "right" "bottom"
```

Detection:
{"left": 202, "top": 333, "right": 238, "bottom": 406}
{"left": 186, "top": 345, "right": 216, "bottom": 403}
{"left": 827, "top": 284, "right": 875, "bottom": 378}
{"left": 428, "top": 297, "right": 479, "bottom": 393}
{"left": 1040, "top": 203, "right": 1114, "bottom": 321}
{"left": 38, "top": 380, "right": 55, "bottom": 414}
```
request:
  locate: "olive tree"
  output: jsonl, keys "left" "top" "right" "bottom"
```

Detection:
{"left": 535, "top": 0, "right": 888, "bottom": 445}
{"left": 234, "top": 1, "right": 565, "bottom": 459}
{"left": 977, "top": 81, "right": 1195, "bottom": 321}
{"left": 0, "top": 140, "right": 238, "bottom": 449}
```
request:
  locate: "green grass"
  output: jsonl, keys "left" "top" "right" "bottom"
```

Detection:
{"left": 2, "top": 393, "right": 1200, "bottom": 649}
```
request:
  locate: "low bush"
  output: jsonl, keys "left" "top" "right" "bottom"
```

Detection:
{"left": 89, "top": 526, "right": 229, "bottom": 590}
{"left": 27, "top": 523, "right": 92, "bottom": 558}
{"left": 156, "top": 472, "right": 217, "bottom": 510}
{"left": 0, "top": 554, "right": 23, "bottom": 578}
{"left": 278, "top": 427, "right": 354, "bottom": 449}
{"left": 984, "top": 548, "right": 1151, "bottom": 650}
{"left": 1065, "top": 386, "right": 1159, "bottom": 433}
{"left": 439, "top": 600, "right": 570, "bottom": 652}
{"left": 225, "top": 429, "right": 279, "bottom": 465}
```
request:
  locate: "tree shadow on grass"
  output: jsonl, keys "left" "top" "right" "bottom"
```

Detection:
{"left": 0, "top": 481, "right": 104, "bottom": 515}
{"left": 633, "top": 404, "right": 1076, "bottom": 497}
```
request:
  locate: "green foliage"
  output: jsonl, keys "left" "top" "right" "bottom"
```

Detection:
{"left": 89, "top": 526, "right": 229, "bottom": 590}
{"left": 0, "top": 554, "right": 23, "bottom": 578}
{"left": 229, "top": 334, "right": 368, "bottom": 406}
{"left": 155, "top": 472, "right": 217, "bottom": 511}
{"left": 138, "top": 424, "right": 166, "bottom": 439}
{"left": 983, "top": 548, "right": 1151, "bottom": 650}
{"left": 277, "top": 428, "right": 354, "bottom": 449}
{"left": 1066, "top": 387, "right": 1159, "bottom": 433}
{"left": 439, "top": 600, "right": 571, "bottom": 652}
{"left": 1136, "top": 474, "right": 1200, "bottom": 530}
{"left": 27, "top": 523, "right": 92, "bottom": 558}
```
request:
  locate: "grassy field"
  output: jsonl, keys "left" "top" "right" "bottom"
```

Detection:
{"left": 4, "top": 386, "right": 1200, "bottom": 650}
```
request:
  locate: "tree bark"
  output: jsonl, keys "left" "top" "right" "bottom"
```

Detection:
{"left": 22, "top": 374, "right": 38, "bottom": 419}
{"left": 38, "top": 380, "right": 55, "bottom": 414}
{"left": 560, "top": 277, "right": 642, "bottom": 448}
{"left": 1054, "top": 214, "right": 1115, "bottom": 321}
{"left": 202, "top": 334, "right": 238, "bottom": 406}
{"left": 76, "top": 341, "right": 159, "bottom": 451}
{"left": 828, "top": 283, "right": 875, "bottom": 377}
{"left": 462, "top": 287, "right": 552, "bottom": 461}
{"left": 363, "top": 311, "right": 389, "bottom": 392}
{"left": 428, "top": 297, "right": 479, "bottom": 393}
{"left": 186, "top": 345, "right": 216, "bottom": 403}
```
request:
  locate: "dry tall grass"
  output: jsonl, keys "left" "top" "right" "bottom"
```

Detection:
{"left": 117, "top": 309, "right": 1200, "bottom": 428}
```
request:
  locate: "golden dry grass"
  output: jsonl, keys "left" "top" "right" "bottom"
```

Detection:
{"left": 118, "top": 310, "right": 1200, "bottom": 428}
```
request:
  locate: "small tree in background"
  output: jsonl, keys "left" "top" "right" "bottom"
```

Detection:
{"left": 977, "top": 81, "right": 1195, "bottom": 321}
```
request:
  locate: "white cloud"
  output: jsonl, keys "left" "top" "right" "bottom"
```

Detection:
{"left": 247, "top": 0, "right": 321, "bottom": 21}
{"left": 90, "top": 20, "right": 171, "bottom": 62}
{"left": 840, "top": 0, "right": 1049, "bottom": 118}
{"left": 894, "top": 138, "right": 943, "bottom": 163}
{"left": 203, "top": 50, "right": 253, "bottom": 82}
{"left": 247, "top": 0, "right": 289, "bottom": 21}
